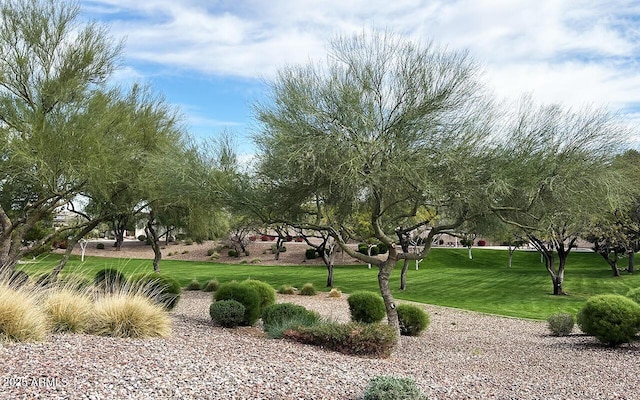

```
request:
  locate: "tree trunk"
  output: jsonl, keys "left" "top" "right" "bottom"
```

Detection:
{"left": 51, "top": 221, "right": 101, "bottom": 279}
{"left": 596, "top": 250, "right": 620, "bottom": 277}
{"left": 467, "top": 246, "right": 473, "bottom": 260}
{"left": 555, "top": 251, "right": 569, "bottom": 295}
{"left": 400, "top": 259, "right": 409, "bottom": 290}
{"left": 321, "top": 246, "right": 335, "bottom": 287}
{"left": 508, "top": 244, "right": 514, "bottom": 268}
{"left": 378, "top": 261, "right": 400, "bottom": 342}
{"left": 629, "top": 252, "right": 635, "bottom": 274}
{"left": 145, "top": 211, "right": 162, "bottom": 273}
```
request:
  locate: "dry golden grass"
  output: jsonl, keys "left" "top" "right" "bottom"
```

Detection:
{"left": 44, "top": 288, "right": 94, "bottom": 333}
{"left": 92, "top": 293, "right": 171, "bottom": 338}
{"left": 328, "top": 288, "right": 342, "bottom": 298}
{"left": 0, "top": 282, "right": 48, "bottom": 342}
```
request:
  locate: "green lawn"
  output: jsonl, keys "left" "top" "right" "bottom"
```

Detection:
{"left": 18, "top": 248, "right": 640, "bottom": 320}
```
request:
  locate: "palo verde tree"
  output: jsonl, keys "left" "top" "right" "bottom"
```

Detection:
{"left": 491, "top": 99, "right": 628, "bottom": 294}
{"left": 0, "top": 0, "right": 123, "bottom": 271}
{"left": 253, "top": 30, "right": 495, "bottom": 337}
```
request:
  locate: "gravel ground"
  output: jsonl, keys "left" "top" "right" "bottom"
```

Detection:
{"left": 1, "top": 291, "right": 639, "bottom": 400}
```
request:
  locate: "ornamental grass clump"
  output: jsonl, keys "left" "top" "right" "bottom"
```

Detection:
{"left": 299, "top": 282, "right": 317, "bottom": 296}
{"left": 397, "top": 304, "right": 430, "bottom": 336}
{"left": 0, "top": 282, "right": 48, "bottom": 342}
{"left": 328, "top": 288, "right": 342, "bottom": 298}
{"left": 209, "top": 300, "right": 245, "bottom": 328}
{"left": 277, "top": 284, "right": 296, "bottom": 295}
{"left": 202, "top": 279, "right": 219, "bottom": 292}
{"left": 186, "top": 279, "right": 201, "bottom": 291}
{"left": 348, "top": 291, "right": 386, "bottom": 323}
{"left": 547, "top": 313, "right": 575, "bottom": 337}
{"left": 363, "top": 375, "right": 424, "bottom": 400}
{"left": 261, "top": 303, "right": 321, "bottom": 338}
{"left": 577, "top": 294, "right": 640, "bottom": 346}
{"left": 44, "top": 288, "right": 94, "bottom": 333}
{"left": 214, "top": 282, "right": 261, "bottom": 326}
{"left": 92, "top": 293, "right": 171, "bottom": 338}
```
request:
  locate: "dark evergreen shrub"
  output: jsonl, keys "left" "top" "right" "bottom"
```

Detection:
{"left": 305, "top": 248, "right": 317, "bottom": 259}
{"left": 363, "top": 376, "right": 423, "bottom": 400}
{"left": 348, "top": 291, "right": 386, "bottom": 323}
{"left": 228, "top": 249, "right": 239, "bottom": 257}
{"left": 243, "top": 279, "right": 276, "bottom": 313}
{"left": 129, "top": 273, "right": 182, "bottom": 310}
{"left": 358, "top": 243, "right": 369, "bottom": 254}
{"left": 547, "top": 313, "right": 574, "bottom": 336}
{"left": 207, "top": 248, "right": 216, "bottom": 256}
{"left": 397, "top": 304, "right": 430, "bottom": 336}
{"left": 376, "top": 242, "right": 388, "bottom": 254}
{"left": 214, "top": 282, "right": 261, "bottom": 325}
{"left": 369, "top": 246, "right": 379, "bottom": 256}
{"left": 94, "top": 268, "right": 126, "bottom": 292}
{"left": 209, "top": 300, "right": 245, "bottom": 328}
{"left": 577, "top": 294, "right": 640, "bottom": 346}
{"left": 299, "top": 282, "right": 317, "bottom": 296}
{"left": 96, "top": 242, "right": 105, "bottom": 249}
{"left": 137, "top": 235, "right": 146, "bottom": 241}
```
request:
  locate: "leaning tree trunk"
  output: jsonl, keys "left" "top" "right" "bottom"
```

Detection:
{"left": 400, "top": 259, "right": 409, "bottom": 290}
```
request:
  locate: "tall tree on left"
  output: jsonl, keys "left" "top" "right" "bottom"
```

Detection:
{"left": 0, "top": 0, "right": 123, "bottom": 271}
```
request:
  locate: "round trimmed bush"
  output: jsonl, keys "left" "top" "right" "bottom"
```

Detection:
{"left": 376, "top": 242, "right": 388, "bottom": 254}
{"left": 348, "top": 291, "right": 386, "bottom": 323}
{"left": 577, "top": 294, "right": 640, "bottom": 346}
{"left": 363, "top": 376, "right": 423, "bottom": 400}
{"left": 299, "top": 282, "right": 317, "bottom": 296}
{"left": 96, "top": 242, "right": 105, "bottom": 249}
{"left": 94, "top": 268, "right": 126, "bottom": 293}
{"left": 243, "top": 279, "right": 276, "bottom": 313}
{"left": 137, "top": 234, "right": 147, "bottom": 241}
{"left": 209, "top": 300, "right": 245, "bottom": 328}
{"left": 129, "top": 273, "right": 182, "bottom": 310}
{"left": 305, "top": 248, "right": 317, "bottom": 259}
{"left": 357, "top": 243, "right": 368, "bottom": 254}
{"left": 261, "top": 303, "right": 321, "bottom": 338}
{"left": 228, "top": 249, "right": 239, "bottom": 257}
{"left": 626, "top": 287, "right": 640, "bottom": 305}
{"left": 202, "top": 279, "right": 219, "bottom": 292}
{"left": 397, "top": 304, "right": 430, "bottom": 336}
{"left": 214, "top": 282, "right": 261, "bottom": 326}
{"left": 547, "top": 313, "right": 574, "bottom": 336}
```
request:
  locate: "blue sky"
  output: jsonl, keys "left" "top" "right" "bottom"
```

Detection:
{"left": 80, "top": 0, "right": 640, "bottom": 156}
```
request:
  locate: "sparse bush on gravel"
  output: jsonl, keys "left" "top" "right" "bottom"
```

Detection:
{"left": 94, "top": 268, "right": 126, "bottom": 293}
{"left": 96, "top": 242, "right": 105, "bottom": 249}
{"left": 577, "top": 294, "right": 640, "bottom": 346}
{"left": 214, "top": 282, "right": 261, "bottom": 326}
{"left": 202, "top": 279, "right": 219, "bottom": 292}
{"left": 397, "top": 304, "right": 430, "bottom": 336}
{"left": 128, "top": 273, "right": 182, "bottom": 310}
{"left": 363, "top": 375, "right": 424, "bottom": 400}
{"left": 261, "top": 303, "right": 321, "bottom": 338}
{"left": 348, "top": 291, "right": 386, "bottom": 324}
{"left": 547, "top": 313, "right": 574, "bottom": 337}
{"left": 209, "top": 300, "right": 245, "bottom": 328}
{"left": 305, "top": 248, "right": 317, "bottom": 259}
{"left": 91, "top": 293, "right": 171, "bottom": 338}
{"left": 299, "top": 282, "right": 317, "bottom": 296}
{"left": 44, "top": 288, "right": 94, "bottom": 333}
{"left": 0, "top": 282, "right": 48, "bottom": 342}
{"left": 277, "top": 284, "right": 296, "bottom": 295}
{"left": 284, "top": 321, "right": 396, "bottom": 358}
{"left": 228, "top": 249, "right": 239, "bottom": 257}
{"left": 243, "top": 279, "right": 276, "bottom": 313}
{"left": 328, "top": 288, "right": 342, "bottom": 298}
{"left": 186, "top": 279, "right": 201, "bottom": 291}
{"left": 626, "top": 287, "right": 640, "bottom": 305}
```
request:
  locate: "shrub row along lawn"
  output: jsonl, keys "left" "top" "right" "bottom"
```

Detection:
{"left": 19, "top": 248, "right": 640, "bottom": 320}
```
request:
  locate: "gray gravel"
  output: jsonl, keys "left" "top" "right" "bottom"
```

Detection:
{"left": 1, "top": 291, "right": 639, "bottom": 399}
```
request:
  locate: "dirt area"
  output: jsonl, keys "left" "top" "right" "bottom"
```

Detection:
{"left": 63, "top": 238, "right": 365, "bottom": 266}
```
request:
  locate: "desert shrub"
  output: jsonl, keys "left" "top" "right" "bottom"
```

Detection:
{"left": 137, "top": 235, "right": 147, "bottom": 241}
{"left": 299, "top": 282, "right": 317, "bottom": 296}
{"left": 261, "top": 303, "right": 321, "bottom": 338}
{"left": 129, "top": 273, "right": 182, "bottom": 310}
{"left": 376, "top": 242, "right": 388, "bottom": 254}
{"left": 92, "top": 293, "right": 171, "bottom": 338}
{"left": 547, "top": 313, "right": 575, "bottom": 336}
{"left": 202, "top": 279, "right": 219, "bottom": 292}
{"left": 363, "top": 376, "right": 423, "bottom": 400}
{"left": 214, "top": 282, "right": 261, "bottom": 326}
{"left": 284, "top": 321, "right": 396, "bottom": 358}
{"left": 358, "top": 243, "right": 369, "bottom": 254}
{"left": 44, "top": 289, "right": 94, "bottom": 333}
{"left": 369, "top": 246, "right": 379, "bottom": 256}
{"left": 228, "top": 249, "right": 239, "bottom": 257}
{"left": 209, "top": 300, "right": 245, "bottom": 328}
{"left": 186, "top": 279, "right": 201, "bottom": 291}
{"left": 0, "top": 283, "right": 48, "bottom": 342}
{"left": 96, "top": 242, "right": 105, "bottom": 249}
{"left": 243, "top": 279, "right": 276, "bottom": 313}
{"left": 270, "top": 244, "right": 287, "bottom": 253}
{"left": 206, "top": 248, "right": 216, "bottom": 256}
{"left": 348, "top": 291, "right": 386, "bottom": 323}
{"left": 250, "top": 258, "right": 261, "bottom": 264}
{"left": 397, "top": 304, "right": 430, "bottom": 336}
{"left": 305, "top": 248, "right": 317, "bottom": 259}
{"left": 94, "top": 268, "right": 126, "bottom": 293}
{"left": 277, "top": 284, "right": 296, "bottom": 295}
{"left": 577, "top": 294, "right": 640, "bottom": 346}
{"left": 626, "top": 287, "right": 640, "bottom": 305}
{"left": 328, "top": 288, "right": 342, "bottom": 298}
{"left": 185, "top": 239, "right": 194, "bottom": 245}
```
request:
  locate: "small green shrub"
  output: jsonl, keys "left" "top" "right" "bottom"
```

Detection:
{"left": 202, "top": 279, "right": 219, "bottom": 292}
{"left": 129, "top": 273, "right": 182, "bottom": 310}
{"left": 261, "top": 303, "right": 321, "bottom": 338}
{"left": 209, "top": 300, "right": 245, "bottom": 328}
{"left": 577, "top": 294, "right": 640, "bottom": 346}
{"left": 547, "top": 313, "right": 574, "bottom": 336}
{"left": 299, "top": 282, "right": 317, "bottom": 296}
{"left": 348, "top": 291, "right": 386, "bottom": 323}
{"left": 376, "top": 242, "right": 389, "bottom": 254}
{"left": 214, "top": 282, "right": 261, "bottom": 326}
{"left": 369, "top": 246, "right": 379, "bottom": 256}
{"left": 96, "top": 242, "right": 105, "bottom": 249}
{"left": 397, "top": 304, "right": 430, "bottom": 336}
{"left": 185, "top": 239, "right": 194, "bottom": 245}
{"left": 284, "top": 321, "right": 396, "bottom": 358}
{"left": 186, "top": 279, "right": 201, "bottom": 291}
{"left": 363, "top": 376, "right": 423, "bottom": 400}
{"left": 358, "top": 243, "right": 368, "bottom": 254}
{"left": 228, "top": 249, "right": 239, "bottom": 257}
{"left": 305, "top": 248, "right": 317, "bottom": 259}
{"left": 137, "top": 235, "right": 147, "bottom": 241}
{"left": 625, "top": 287, "right": 640, "bottom": 305}
{"left": 94, "top": 268, "right": 126, "bottom": 293}
{"left": 277, "top": 284, "right": 296, "bottom": 295}
{"left": 243, "top": 279, "right": 276, "bottom": 313}
{"left": 206, "top": 248, "right": 216, "bottom": 256}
